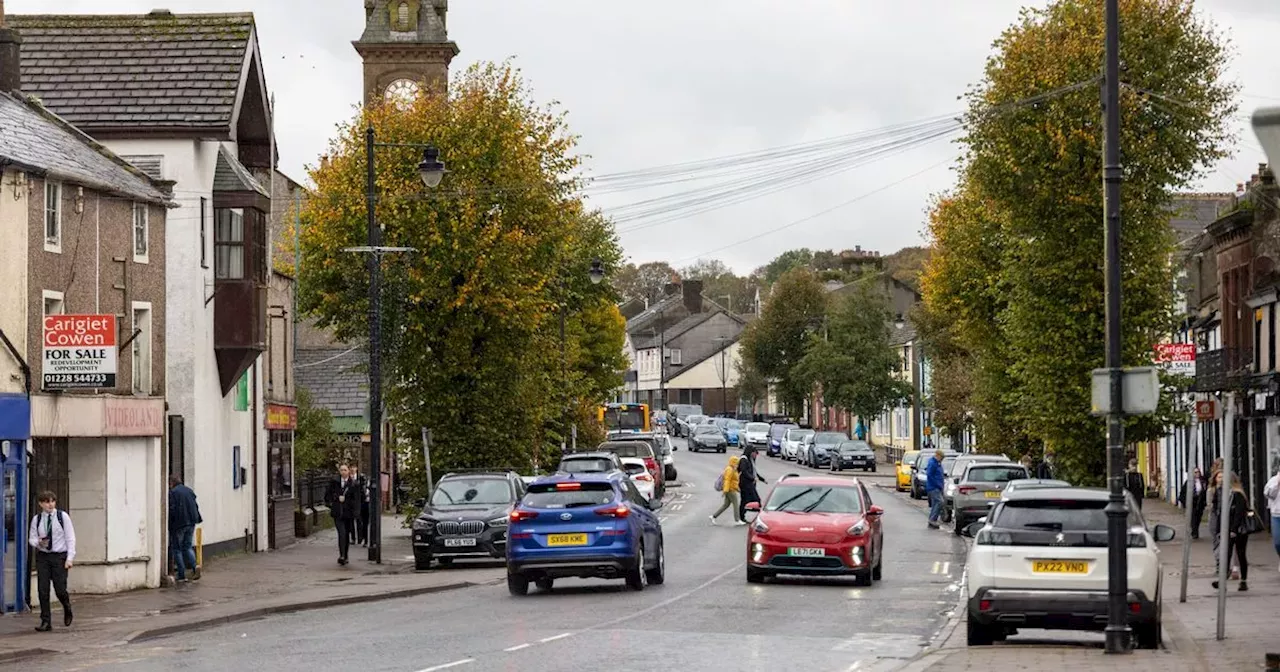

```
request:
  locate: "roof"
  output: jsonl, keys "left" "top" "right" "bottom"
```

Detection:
{"left": 0, "top": 92, "right": 169, "bottom": 204}
{"left": 214, "top": 144, "right": 268, "bottom": 196}
{"left": 889, "top": 322, "right": 918, "bottom": 346}
{"left": 10, "top": 12, "right": 256, "bottom": 132}
{"left": 528, "top": 472, "right": 623, "bottom": 487}
{"left": 633, "top": 311, "right": 717, "bottom": 349}
{"left": 1168, "top": 193, "right": 1234, "bottom": 243}
{"left": 295, "top": 347, "right": 367, "bottom": 418}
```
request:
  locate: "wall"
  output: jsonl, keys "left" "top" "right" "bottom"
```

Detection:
{"left": 667, "top": 341, "right": 741, "bottom": 389}
{"left": 101, "top": 137, "right": 268, "bottom": 552}
{"left": 0, "top": 168, "right": 28, "bottom": 395}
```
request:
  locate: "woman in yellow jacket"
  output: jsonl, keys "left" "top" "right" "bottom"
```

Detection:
{"left": 711, "top": 455, "right": 745, "bottom": 525}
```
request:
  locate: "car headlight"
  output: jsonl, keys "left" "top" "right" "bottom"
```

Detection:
{"left": 413, "top": 518, "right": 436, "bottom": 532}
{"left": 751, "top": 518, "right": 770, "bottom": 534}
{"left": 488, "top": 515, "right": 509, "bottom": 526}
{"left": 847, "top": 521, "right": 869, "bottom": 537}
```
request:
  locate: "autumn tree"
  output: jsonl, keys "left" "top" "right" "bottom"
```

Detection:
{"left": 294, "top": 388, "right": 339, "bottom": 474}
{"left": 612, "top": 261, "right": 677, "bottom": 303}
{"left": 681, "top": 259, "right": 760, "bottom": 315}
{"left": 298, "top": 63, "right": 624, "bottom": 489}
{"left": 919, "top": 0, "right": 1236, "bottom": 482}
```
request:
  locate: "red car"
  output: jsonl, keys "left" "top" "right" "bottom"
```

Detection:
{"left": 745, "top": 475, "right": 884, "bottom": 585}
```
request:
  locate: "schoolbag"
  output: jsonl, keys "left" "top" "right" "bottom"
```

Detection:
{"left": 714, "top": 472, "right": 725, "bottom": 492}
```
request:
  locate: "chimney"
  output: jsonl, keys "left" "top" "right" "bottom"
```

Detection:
{"left": 0, "top": 0, "right": 22, "bottom": 94}
{"left": 683, "top": 279, "right": 703, "bottom": 314}
{"left": 662, "top": 282, "right": 680, "bottom": 298}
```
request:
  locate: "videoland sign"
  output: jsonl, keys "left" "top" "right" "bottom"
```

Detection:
{"left": 43, "top": 314, "right": 118, "bottom": 390}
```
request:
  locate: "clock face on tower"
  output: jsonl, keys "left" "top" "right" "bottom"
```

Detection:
{"left": 384, "top": 78, "right": 422, "bottom": 107}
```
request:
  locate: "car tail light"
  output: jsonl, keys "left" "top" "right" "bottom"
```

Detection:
{"left": 979, "top": 599, "right": 992, "bottom": 611}
{"left": 509, "top": 509, "right": 539, "bottom": 522}
{"left": 1127, "top": 532, "right": 1147, "bottom": 548}
{"left": 556, "top": 482, "right": 582, "bottom": 490}
{"left": 1129, "top": 602, "right": 1141, "bottom": 614}
{"left": 958, "top": 486, "right": 976, "bottom": 495}
{"left": 594, "top": 504, "right": 630, "bottom": 518}
{"left": 644, "top": 457, "right": 658, "bottom": 473}
{"left": 974, "top": 529, "right": 1011, "bottom": 546}
{"left": 634, "top": 473, "right": 653, "bottom": 482}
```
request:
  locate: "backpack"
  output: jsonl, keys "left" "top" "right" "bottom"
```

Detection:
{"left": 714, "top": 472, "right": 725, "bottom": 492}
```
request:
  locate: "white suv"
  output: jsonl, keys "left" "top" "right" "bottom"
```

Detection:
{"left": 960, "top": 487, "right": 1176, "bottom": 649}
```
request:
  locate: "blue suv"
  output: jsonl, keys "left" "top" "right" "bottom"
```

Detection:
{"left": 506, "top": 473, "right": 665, "bottom": 595}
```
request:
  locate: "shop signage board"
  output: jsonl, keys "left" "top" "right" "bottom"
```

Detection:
{"left": 42, "top": 315, "right": 117, "bottom": 390}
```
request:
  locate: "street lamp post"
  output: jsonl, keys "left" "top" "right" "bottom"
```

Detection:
{"left": 353, "top": 126, "right": 446, "bottom": 564}
{"left": 1101, "top": 0, "right": 1132, "bottom": 653}
{"left": 558, "top": 259, "right": 605, "bottom": 452}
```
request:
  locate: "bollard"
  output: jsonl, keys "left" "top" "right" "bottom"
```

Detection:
{"left": 196, "top": 527, "right": 203, "bottom": 569}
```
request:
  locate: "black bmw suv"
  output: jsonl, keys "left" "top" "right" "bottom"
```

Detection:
{"left": 412, "top": 470, "right": 525, "bottom": 570}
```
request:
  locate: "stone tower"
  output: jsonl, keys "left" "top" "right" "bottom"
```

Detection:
{"left": 353, "top": 0, "right": 460, "bottom": 106}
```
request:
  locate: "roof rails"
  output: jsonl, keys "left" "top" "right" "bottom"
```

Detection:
{"left": 439, "top": 468, "right": 522, "bottom": 478}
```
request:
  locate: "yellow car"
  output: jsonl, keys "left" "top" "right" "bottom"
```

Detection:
{"left": 896, "top": 450, "right": 921, "bottom": 492}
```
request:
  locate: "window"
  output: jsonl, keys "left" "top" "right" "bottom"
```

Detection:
{"left": 268, "top": 431, "right": 293, "bottom": 498}
{"left": 234, "top": 371, "right": 249, "bottom": 411}
{"left": 894, "top": 404, "right": 909, "bottom": 439}
{"left": 133, "top": 203, "right": 149, "bottom": 262}
{"left": 42, "top": 290, "right": 64, "bottom": 317}
{"left": 396, "top": 1, "right": 411, "bottom": 30}
{"left": 131, "top": 302, "right": 153, "bottom": 395}
{"left": 668, "top": 348, "right": 682, "bottom": 365}
{"left": 44, "top": 182, "right": 62, "bottom": 252}
{"left": 215, "top": 208, "right": 245, "bottom": 279}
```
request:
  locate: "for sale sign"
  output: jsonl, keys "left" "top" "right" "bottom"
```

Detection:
{"left": 43, "top": 314, "right": 118, "bottom": 390}
{"left": 1153, "top": 343, "right": 1195, "bottom": 376}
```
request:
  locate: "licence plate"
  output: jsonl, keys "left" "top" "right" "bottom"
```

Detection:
{"left": 1032, "top": 560, "right": 1088, "bottom": 574}
{"left": 984, "top": 491, "right": 1001, "bottom": 498}
{"left": 788, "top": 547, "right": 825, "bottom": 557}
{"left": 547, "top": 533, "right": 588, "bottom": 547}
{"left": 444, "top": 538, "right": 477, "bottom": 547}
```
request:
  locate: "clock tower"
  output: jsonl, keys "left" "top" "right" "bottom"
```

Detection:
{"left": 353, "top": 0, "right": 460, "bottom": 106}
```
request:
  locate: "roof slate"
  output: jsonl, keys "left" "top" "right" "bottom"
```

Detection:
{"left": 214, "top": 144, "right": 268, "bottom": 196}
{"left": 0, "top": 92, "right": 169, "bottom": 203}
{"left": 295, "top": 347, "right": 369, "bottom": 418}
{"left": 10, "top": 12, "right": 255, "bottom": 131}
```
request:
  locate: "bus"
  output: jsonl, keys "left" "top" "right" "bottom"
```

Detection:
{"left": 599, "top": 403, "right": 651, "bottom": 434}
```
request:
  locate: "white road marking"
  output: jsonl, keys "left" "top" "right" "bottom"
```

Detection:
{"left": 931, "top": 561, "right": 941, "bottom": 574}
{"left": 941, "top": 561, "right": 951, "bottom": 575}
{"left": 415, "top": 659, "right": 474, "bottom": 672}
{"left": 503, "top": 644, "right": 530, "bottom": 652}
{"left": 539, "top": 632, "right": 574, "bottom": 644}
{"left": 846, "top": 662, "right": 863, "bottom": 672}
{"left": 586, "top": 562, "right": 745, "bottom": 632}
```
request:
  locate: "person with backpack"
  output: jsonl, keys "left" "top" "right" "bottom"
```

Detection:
{"left": 28, "top": 491, "right": 75, "bottom": 632}
{"left": 710, "top": 455, "right": 743, "bottom": 526}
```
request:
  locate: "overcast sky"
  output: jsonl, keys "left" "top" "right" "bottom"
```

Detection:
{"left": 10, "top": 0, "right": 1279, "bottom": 274}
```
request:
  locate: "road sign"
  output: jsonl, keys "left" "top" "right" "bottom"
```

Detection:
{"left": 1154, "top": 343, "right": 1195, "bottom": 376}
{"left": 42, "top": 314, "right": 117, "bottom": 390}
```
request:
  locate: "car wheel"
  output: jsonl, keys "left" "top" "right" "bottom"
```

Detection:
{"left": 626, "top": 545, "right": 647, "bottom": 591}
{"left": 853, "top": 570, "right": 872, "bottom": 587}
{"left": 507, "top": 572, "right": 530, "bottom": 596}
{"left": 645, "top": 536, "right": 666, "bottom": 585}
{"left": 871, "top": 551, "right": 883, "bottom": 581}
{"left": 535, "top": 577, "right": 554, "bottom": 592}
{"left": 953, "top": 515, "right": 965, "bottom": 535}
{"left": 719, "top": 447, "right": 726, "bottom": 453}
{"left": 746, "top": 566, "right": 767, "bottom": 583}
{"left": 414, "top": 553, "right": 432, "bottom": 571}
{"left": 1135, "top": 594, "right": 1162, "bottom": 649}
{"left": 966, "top": 617, "right": 994, "bottom": 646}
{"left": 943, "top": 506, "right": 953, "bottom": 524}
{"left": 870, "top": 465, "right": 876, "bottom": 473}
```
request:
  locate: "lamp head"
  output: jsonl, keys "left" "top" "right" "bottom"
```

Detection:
{"left": 418, "top": 146, "right": 446, "bottom": 189}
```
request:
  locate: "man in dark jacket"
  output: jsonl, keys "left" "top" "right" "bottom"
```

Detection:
{"left": 168, "top": 475, "right": 202, "bottom": 582}
{"left": 736, "top": 445, "right": 768, "bottom": 520}
{"left": 327, "top": 464, "right": 361, "bottom": 565}
{"left": 1178, "top": 467, "right": 1207, "bottom": 539}
{"left": 1035, "top": 449, "right": 1056, "bottom": 480}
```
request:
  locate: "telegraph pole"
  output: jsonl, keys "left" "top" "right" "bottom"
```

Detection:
{"left": 1101, "top": 0, "right": 1131, "bottom": 653}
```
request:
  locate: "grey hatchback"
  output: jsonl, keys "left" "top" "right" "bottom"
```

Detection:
{"left": 952, "top": 462, "right": 1029, "bottom": 535}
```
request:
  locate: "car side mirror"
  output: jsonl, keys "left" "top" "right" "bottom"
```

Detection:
{"left": 649, "top": 497, "right": 663, "bottom": 511}
{"left": 744, "top": 501, "right": 761, "bottom": 512}
{"left": 1152, "top": 524, "right": 1176, "bottom": 543}
{"left": 962, "top": 522, "right": 985, "bottom": 538}
{"left": 867, "top": 505, "right": 884, "bottom": 517}
{"left": 952, "top": 477, "right": 960, "bottom": 484}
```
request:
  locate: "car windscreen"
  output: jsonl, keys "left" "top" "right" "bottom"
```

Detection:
{"left": 430, "top": 478, "right": 512, "bottom": 506}
{"left": 770, "top": 424, "right": 796, "bottom": 439}
{"left": 724, "top": 420, "right": 742, "bottom": 430}
{"left": 621, "top": 463, "right": 647, "bottom": 476}
{"left": 745, "top": 423, "right": 770, "bottom": 433}
{"left": 901, "top": 451, "right": 919, "bottom": 465}
{"left": 993, "top": 498, "right": 1141, "bottom": 531}
{"left": 687, "top": 415, "right": 706, "bottom": 425}
{"left": 966, "top": 465, "right": 1028, "bottom": 483}
{"left": 838, "top": 441, "right": 872, "bottom": 452}
{"left": 559, "top": 457, "right": 614, "bottom": 473}
{"left": 694, "top": 425, "right": 721, "bottom": 436}
{"left": 599, "top": 441, "right": 654, "bottom": 458}
{"left": 764, "top": 485, "right": 863, "bottom": 514}
{"left": 523, "top": 482, "right": 617, "bottom": 509}
{"left": 786, "top": 429, "right": 814, "bottom": 441}
{"left": 814, "top": 432, "right": 847, "bottom": 445}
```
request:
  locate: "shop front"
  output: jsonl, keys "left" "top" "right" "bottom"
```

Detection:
{"left": 266, "top": 403, "right": 297, "bottom": 550}
{"left": 0, "top": 393, "right": 30, "bottom": 613}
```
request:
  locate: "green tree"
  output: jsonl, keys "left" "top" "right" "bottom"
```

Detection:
{"left": 612, "top": 261, "right": 677, "bottom": 303}
{"left": 797, "top": 282, "right": 912, "bottom": 425}
{"left": 741, "top": 267, "right": 827, "bottom": 414}
{"left": 919, "top": 0, "right": 1236, "bottom": 481}
{"left": 735, "top": 350, "right": 770, "bottom": 414}
{"left": 298, "top": 62, "right": 623, "bottom": 491}
{"left": 680, "top": 259, "right": 760, "bottom": 315}
{"left": 294, "top": 388, "right": 338, "bottom": 474}
{"left": 757, "top": 248, "right": 814, "bottom": 286}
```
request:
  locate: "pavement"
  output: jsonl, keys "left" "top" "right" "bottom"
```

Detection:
{"left": 0, "top": 514, "right": 503, "bottom": 666}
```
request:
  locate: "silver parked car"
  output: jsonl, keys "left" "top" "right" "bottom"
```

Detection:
{"left": 952, "top": 461, "right": 1029, "bottom": 535}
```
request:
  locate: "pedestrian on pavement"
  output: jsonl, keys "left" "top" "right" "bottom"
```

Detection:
{"left": 168, "top": 475, "right": 203, "bottom": 583}
{"left": 1263, "top": 466, "right": 1280, "bottom": 571}
{"left": 710, "top": 455, "right": 743, "bottom": 526}
{"left": 327, "top": 464, "right": 361, "bottom": 565}
{"left": 1125, "top": 458, "right": 1146, "bottom": 511}
{"left": 925, "top": 449, "right": 946, "bottom": 529}
{"left": 1178, "top": 467, "right": 1207, "bottom": 539}
{"left": 352, "top": 465, "right": 370, "bottom": 546}
{"left": 28, "top": 491, "right": 74, "bottom": 632}
{"left": 1212, "top": 470, "right": 1250, "bottom": 592}
{"left": 1019, "top": 455, "right": 1033, "bottom": 471}
{"left": 737, "top": 445, "right": 767, "bottom": 521}
{"left": 1035, "top": 449, "right": 1055, "bottom": 480}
